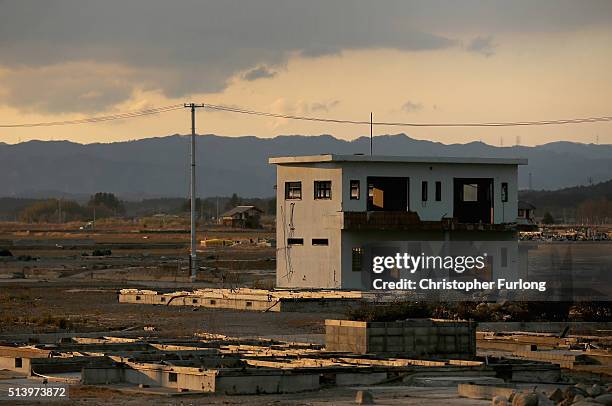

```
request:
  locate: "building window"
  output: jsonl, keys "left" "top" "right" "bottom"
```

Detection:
{"left": 421, "top": 181, "right": 428, "bottom": 202}
{"left": 287, "top": 238, "right": 304, "bottom": 245}
{"left": 501, "top": 247, "right": 508, "bottom": 268}
{"left": 352, "top": 248, "right": 363, "bottom": 272}
{"left": 435, "top": 181, "right": 442, "bottom": 201}
{"left": 462, "top": 184, "right": 478, "bottom": 202}
{"left": 192, "top": 299, "right": 198, "bottom": 304}
{"left": 312, "top": 238, "right": 328, "bottom": 246}
{"left": 285, "top": 182, "right": 302, "bottom": 200}
{"left": 168, "top": 372, "right": 177, "bottom": 382}
{"left": 350, "top": 180, "right": 360, "bottom": 200}
{"left": 501, "top": 182, "right": 508, "bottom": 202}
{"left": 15, "top": 358, "right": 22, "bottom": 368}
{"left": 314, "top": 181, "right": 332, "bottom": 199}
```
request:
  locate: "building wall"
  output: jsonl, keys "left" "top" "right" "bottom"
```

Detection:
{"left": 325, "top": 319, "right": 476, "bottom": 358}
{"left": 276, "top": 163, "right": 343, "bottom": 288}
{"left": 340, "top": 229, "right": 518, "bottom": 289}
{"left": 0, "top": 356, "right": 31, "bottom": 374}
{"left": 274, "top": 161, "right": 519, "bottom": 290}
{"left": 340, "top": 162, "right": 518, "bottom": 224}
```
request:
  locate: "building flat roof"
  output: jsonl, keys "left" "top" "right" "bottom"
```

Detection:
{"left": 269, "top": 154, "right": 528, "bottom": 165}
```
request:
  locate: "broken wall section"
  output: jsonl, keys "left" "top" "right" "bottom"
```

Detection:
{"left": 325, "top": 318, "right": 476, "bottom": 358}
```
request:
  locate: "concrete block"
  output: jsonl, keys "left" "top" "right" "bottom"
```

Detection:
{"left": 412, "top": 327, "right": 430, "bottom": 335}
{"left": 386, "top": 337, "right": 403, "bottom": 346}
{"left": 355, "top": 390, "right": 374, "bottom": 405}
{"left": 457, "top": 383, "right": 515, "bottom": 400}
{"left": 336, "top": 372, "right": 387, "bottom": 386}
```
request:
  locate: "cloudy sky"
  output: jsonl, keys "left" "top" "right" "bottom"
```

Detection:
{"left": 1, "top": 0, "right": 612, "bottom": 145}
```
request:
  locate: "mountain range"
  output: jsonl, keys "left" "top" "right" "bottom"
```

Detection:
{"left": 1, "top": 134, "right": 611, "bottom": 199}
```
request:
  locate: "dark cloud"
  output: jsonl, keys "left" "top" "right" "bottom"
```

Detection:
{"left": 0, "top": 1, "right": 456, "bottom": 112}
{"left": 243, "top": 66, "right": 277, "bottom": 81}
{"left": 401, "top": 101, "right": 423, "bottom": 113}
{"left": 0, "top": 0, "right": 611, "bottom": 113}
{"left": 0, "top": 63, "right": 140, "bottom": 113}
{"left": 466, "top": 36, "right": 496, "bottom": 57}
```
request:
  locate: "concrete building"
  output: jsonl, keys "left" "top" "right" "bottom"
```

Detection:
{"left": 269, "top": 154, "right": 527, "bottom": 289}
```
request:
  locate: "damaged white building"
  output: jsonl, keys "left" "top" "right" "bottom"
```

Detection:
{"left": 269, "top": 154, "right": 527, "bottom": 290}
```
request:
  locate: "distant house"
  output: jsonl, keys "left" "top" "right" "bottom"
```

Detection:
{"left": 517, "top": 200, "right": 536, "bottom": 227}
{"left": 220, "top": 206, "right": 263, "bottom": 228}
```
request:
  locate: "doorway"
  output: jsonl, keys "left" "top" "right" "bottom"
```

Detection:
{"left": 453, "top": 178, "right": 493, "bottom": 223}
{"left": 367, "top": 177, "right": 409, "bottom": 211}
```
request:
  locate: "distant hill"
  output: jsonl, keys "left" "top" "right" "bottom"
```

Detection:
{"left": 521, "top": 179, "right": 612, "bottom": 207}
{"left": 519, "top": 179, "right": 612, "bottom": 222}
{"left": 1, "top": 134, "right": 611, "bottom": 199}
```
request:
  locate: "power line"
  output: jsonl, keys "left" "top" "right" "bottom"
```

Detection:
{"left": 1, "top": 101, "right": 612, "bottom": 128}
{"left": 201, "top": 103, "right": 612, "bottom": 127}
{"left": 0, "top": 104, "right": 183, "bottom": 128}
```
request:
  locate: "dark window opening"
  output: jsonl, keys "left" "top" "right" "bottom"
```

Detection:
{"left": 287, "top": 238, "right": 304, "bottom": 245}
{"left": 135, "top": 295, "right": 141, "bottom": 301}
{"left": 160, "top": 297, "right": 166, "bottom": 302}
{"left": 501, "top": 247, "right": 508, "bottom": 268}
{"left": 169, "top": 372, "right": 177, "bottom": 382}
{"left": 501, "top": 182, "right": 508, "bottom": 202}
{"left": 314, "top": 181, "right": 332, "bottom": 199}
{"left": 285, "top": 181, "right": 302, "bottom": 200}
{"left": 366, "top": 177, "right": 409, "bottom": 211}
{"left": 350, "top": 180, "right": 360, "bottom": 200}
{"left": 421, "top": 181, "right": 428, "bottom": 202}
{"left": 453, "top": 178, "right": 494, "bottom": 224}
{"left": 352, "top": 248, "right": 363, "bottom": 272}
{"left": 192, "top": 299, "right": 198, "bottom": 304}
{"left": 15, "top": 358, "right": 22, "bottom": 368}
{"left": 246, "top": 301, "right": 253, "bottom": 307}
{"left": 210, "top": 300, "right": 216, "bottom": 305}
{"left": 312, "top": 238, "right": 329, "bottom": 246}
{"left": 435, "top": 181, "right": 442, "bottom": 201}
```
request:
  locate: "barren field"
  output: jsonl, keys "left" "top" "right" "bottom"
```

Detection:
{"left": 1, "top": 223, "right": 611, "bottom": 405}
{"left": 0, "top": 223, "right": 335, "bottom": 340}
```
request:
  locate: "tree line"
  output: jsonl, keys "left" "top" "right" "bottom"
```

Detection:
{"left": 520, "top": 178, "right": 612, "bottom": 224}
{"left": 18, "top": 193, "right": 124, "bottom": 223}
{"left": 3, "top": 193, "right": 275, "bottom": 223}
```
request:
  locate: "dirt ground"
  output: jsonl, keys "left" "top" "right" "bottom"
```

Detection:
{"left": 0, "top": 283, "right": 337, "bottom": 339}
{"left": 0, "top": 224, "right": 364, "bottom": 403}
{"left": 2, "top": 223, "right": 607, "bottom": 405}
{"left": 0, "top": 379, "right": 492, "bottom": 405}
{"left": 0, "top": 224, "right": 337, "bottom": 340}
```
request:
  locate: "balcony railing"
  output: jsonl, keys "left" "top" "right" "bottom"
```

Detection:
{"left": 342, "top": 211, "right": 516, "bottom": 232}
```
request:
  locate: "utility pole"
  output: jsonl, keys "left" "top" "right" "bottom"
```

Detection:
{"left": 528, "top": 172, "right": 533, "bottom": 190}
{"left": 370, "top": 112, "right": 373, "bottom": 155}
{"left": 184, "top": 103, "right": 205, "bottom": 282}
